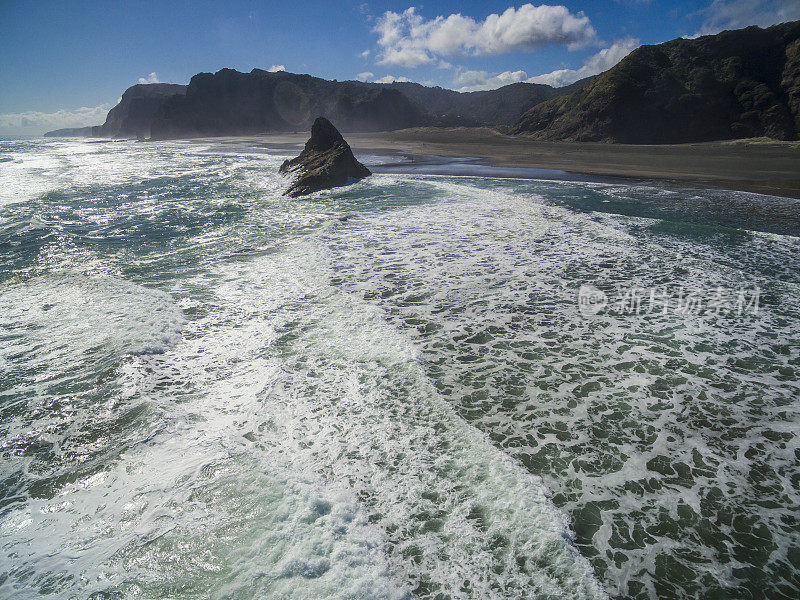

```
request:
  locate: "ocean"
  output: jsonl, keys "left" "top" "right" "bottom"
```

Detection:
{"left": 1, "top": 138, "right": 798, "bottom": 599}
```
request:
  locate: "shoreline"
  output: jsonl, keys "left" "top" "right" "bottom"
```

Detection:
{"left": 187, "top": 128, "right": 800, "bottom": 199}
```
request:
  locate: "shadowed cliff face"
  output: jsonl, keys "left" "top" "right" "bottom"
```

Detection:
{"left": 382, "top": 80, "right": 590, "bottom": 127}
{"left": 93, "top": 84, "right": 187, "bottom": 138}
{"left": 148, "top": 69, "right": 428, "bottom": 139}
{"left": 514, "top": 20, "right": 800, "bottom": 144}
{"left": 278, "top": 117, "right": 371, "bottom": 197}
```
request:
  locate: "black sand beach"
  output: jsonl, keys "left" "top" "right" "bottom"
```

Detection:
{"left": 203, "top": 128, "right": 800, "bottom": 198}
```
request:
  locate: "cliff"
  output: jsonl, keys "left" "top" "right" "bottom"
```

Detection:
{"left": 93, "top": 83, "right": 187, "bottom": 138}
{"left": 149, "top": 69, "right": 427, "bottom": 139}
{"left": 80, "top": 70, "right": 586, "bottom": 140}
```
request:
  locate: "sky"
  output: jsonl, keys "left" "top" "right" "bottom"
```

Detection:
{"left": 1, "top": 0, "right": 799, "bottom": 136}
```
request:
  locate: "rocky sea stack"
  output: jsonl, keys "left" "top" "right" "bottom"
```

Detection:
{"left": 279, "top": 117, "right": 371, "bottom": 197}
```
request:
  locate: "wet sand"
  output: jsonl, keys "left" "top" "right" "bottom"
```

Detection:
{"left": 192, "top": 128, "right": 800, "bottom": 198}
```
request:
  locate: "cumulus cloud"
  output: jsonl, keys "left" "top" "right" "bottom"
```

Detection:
{"left": 360, "top": 49, "right": 371, "bottom": 58}
{"left": 356, "top": 71, "right": 375, "bottom": 81}
{"left": 374, "top": 74, "right": 412, "bottom": 84}
{"left": 375, "top": 4, "right": 597, "bottom": 67}
{"left": 0, "top": 104, "right": 111, "bottom": 137}
{"left": 454, "top": 69, "right": 530, "bottom": 92}
{"left": 454, "top": 37, "right": 639, "bottom": 91}
{"left": 268, "top": 64, "right": 286, "bottom": 72}
{"left": 138, "top": 72, "right": 160, "bottom": 84}
{"left": 527, "top": 36, "right": 640, "bottom": 86}
{"left": 693, "top": 0, "right": 800, "bottom": 37}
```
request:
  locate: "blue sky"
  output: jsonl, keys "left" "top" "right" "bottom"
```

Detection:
{"left": 1, "top": 0, "right": 799, "bottom": 135}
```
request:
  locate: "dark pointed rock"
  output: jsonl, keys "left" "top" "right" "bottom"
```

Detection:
{"left": 279, "top": 117, "right": 371, "bottom": 197}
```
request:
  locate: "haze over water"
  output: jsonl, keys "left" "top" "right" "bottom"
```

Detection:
{"left": 1, "top": 138, "right": 799, "bottom": 599}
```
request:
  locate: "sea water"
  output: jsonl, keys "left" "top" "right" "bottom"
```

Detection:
{"left": 0, "top": 138, "right": 798, "bottom": 599}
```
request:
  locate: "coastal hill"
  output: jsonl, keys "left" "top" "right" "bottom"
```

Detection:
{"left": 148, "top": 69, "right": 587, "bottom": 138}
{"left": 379, "top": 80, "right": 588, "bottom": 127}
{"left": 93, "top": 83, "right": 187, "bottom": 138}
{"left": 513, "top": 20, "right": 800, "bottom": 143}
{"left": 47, "top": 72, "right": 586, "bottom": 139}
{"left": 149, "top": 69, "right": 427, "bottom": 138}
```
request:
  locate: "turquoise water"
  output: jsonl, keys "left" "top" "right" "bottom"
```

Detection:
{"left": 0, "top": 138, "right": 799, "bottom": 599}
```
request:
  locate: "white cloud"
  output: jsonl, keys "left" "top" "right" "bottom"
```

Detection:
{"left": 527, "top": 37, "right": 640, "bottom": 86}
{"left": 454, "top": 37, "right": 639, "bottom": 91}
{"left": 374, "top": 4, "right": 597, "bottom": 67}
{"left": 0, "top": 104, "right": 111, "bottom": 137}
{"left": 268, "top": 64, "right": 286, "bottom": 72}
{"left": 360, "top": 49, "right": 371, "bottom": 58}
{"left": 693, "top": 0, "right": 800, "bottom": 37}
{"left": 374, "top": 75, "right": 412, "bottom": 84}
{"left": 356, "top": 71, "right": 375, "bottom": 81}
{"left": 454, "top": 69, "right": 530, "bottom": 91}
{"left": 138, "top": 72, "right": 160, "bottom": 84}
{"left": 358, "top": 3, "right": 373, "bottom": 21}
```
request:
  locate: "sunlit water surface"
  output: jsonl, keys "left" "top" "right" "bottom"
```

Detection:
{"left": 1, "top": 138, "right": 799, "bottom": 600}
